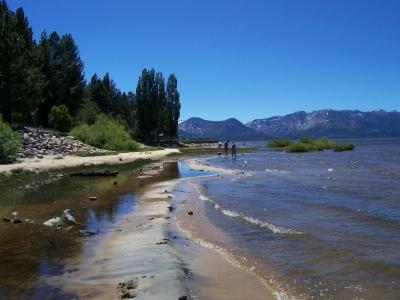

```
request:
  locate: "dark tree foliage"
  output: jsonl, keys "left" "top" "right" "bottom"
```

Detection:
{"left": 0, "top": 1, "right": 181, "bottom": 144}
{"left": 165, "top": 74, "right": 181, "bottom": 140}
{"left": 0, "top": 1, "right": 43, "bottom": 124}
{"left": 134, "top": 69, "right": 168, "bottom": 142}
{"left": 36, "top": 31, "right": 85, "bottom": 126}
{"left": 85, "top": 73, "right": 133, "bottom": 126}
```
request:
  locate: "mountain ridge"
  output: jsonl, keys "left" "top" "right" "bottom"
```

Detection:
{"left": 178, "top": 109, "right": 400, "bottom": 140}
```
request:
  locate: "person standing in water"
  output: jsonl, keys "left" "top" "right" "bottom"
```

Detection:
{"left": 224, "top": 140, "right": 229, "bottom": 155}
{"left": 231, "top": 141, "right": 237, "bottom": 159}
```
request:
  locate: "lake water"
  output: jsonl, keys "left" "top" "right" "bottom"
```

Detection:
{"left": 189, "top": 139, "right": 400, "bottom": 299}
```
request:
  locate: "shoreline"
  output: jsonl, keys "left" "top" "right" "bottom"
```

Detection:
{"left": 0, "top": 149, "right": 179, "bottom": 173}
{"left": 45, "top": 157, "right": 277, "bottom": 299}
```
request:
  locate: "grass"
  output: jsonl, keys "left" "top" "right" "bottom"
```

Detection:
{"left": 267, "top": 136, "right": 355, "bottom": 153}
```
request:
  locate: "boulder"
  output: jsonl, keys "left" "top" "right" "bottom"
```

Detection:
{"left": 62, "top": 209, "right": 76, "bottom": 225}
{"left": 43, "top": 217, "right": 62, "bottom": 227}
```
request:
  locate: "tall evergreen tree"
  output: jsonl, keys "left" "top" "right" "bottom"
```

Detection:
{"left": 36, "top": 32, "right": 84, "bottom": 126}
{"left": 165, "top": 74, "right": 181, "bottom": 140}
{"left": 154, "top": 72, "right": 166, "bottom": 140}
{"left": 134, "top": 68, "right": 155, "bottom": 141}
{"left": 0, "top": 2, "right": 43, "bottom": 124}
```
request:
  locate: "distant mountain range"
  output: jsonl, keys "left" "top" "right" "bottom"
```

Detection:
{"left": 178, "top": 117, "right": 260, "bottom": 140}
{"left": 178, "top": 109, "right": 400, "bottom": 140}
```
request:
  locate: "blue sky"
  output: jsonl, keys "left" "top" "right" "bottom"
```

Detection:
{"left": 8, "top": 0, "right": 400, "bottom": 122}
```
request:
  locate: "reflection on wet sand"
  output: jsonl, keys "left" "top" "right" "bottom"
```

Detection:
{"left": 0, "top": 160, "right": 179, "bottom": 299}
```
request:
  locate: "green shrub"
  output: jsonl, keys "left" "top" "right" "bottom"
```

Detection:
{"left": 70, "top": 115, "right": 140, "bottom": 151}
{"left": 312, "top": 137, "right": 331, "bottom": 151}
{"left": 331, "top": 143, "right": 354, "bottom": 152}
{"left": 287, "top": 142, "right": 313, "bottom": 153}
{"left": 267, "top": 138, "right": 292, "bottom": 148}
{"left": 74, "top": 100, "right": 101, "bottom": 125}
{"left": 299, "top": 136, "right": 313, "bottom": 144}
{"left": 0, "top": 117, "right": 21, "bottom": 163}
{"left": 49, "top": 105, "right": 73, "bottom": 132}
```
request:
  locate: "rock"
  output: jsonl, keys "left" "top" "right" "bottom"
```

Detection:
{"left": 13, "top": 218, "right": 22, "bottom": 224}
{"left": 119, "top": 157, "right": 123, "bottom": 162}
{"left": 89, "top": 196, "right": 97, "bottom": 201}
{"left": 121, "top": 290, "right": 136, "bottom": 298}
{"left": 178, "top": 297, "right": 188, "bottom": 300}
{"left": 188, "top": 211, "right": 194, "bottom": 215}
{"left": 43, "top": 217, "right": 62, "bottom": 227}
{"left": 118, "top": 279, "right": 138, "bottom": 299}
{"left": 11, "top": 212, "right": 18, "bottom": 216}
{"left": 78, "top": 229, "right": 96, "bottom": 237}
{"left": 37, "top": 154, "right": 43, "bottom": 159}
{"left": 2, "top": 217, "right": 11, "bottom": 223}
{"left": 113, "top": 181, "right": 118, "bottom": 185}
{"left": 62, "top": 209, "right": 76, "bottom": 225}
{"left": 168, "top": 206, "right": 174, "bottom": 212}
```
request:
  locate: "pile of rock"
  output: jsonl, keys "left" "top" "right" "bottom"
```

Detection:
{"left": 16, "top": 127, "right": 108, "bottom": 159}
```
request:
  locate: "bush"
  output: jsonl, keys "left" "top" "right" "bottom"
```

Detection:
{"left": 331, "top": 143, "right": 355, "bottom": 152}
{"left": 74, "top": 100, "right": 101, "bottom": 125}
{"left": 70, "top": 115, "right": 140, "bottom": 151}
{"left": 0, "top": 116, "right": 21, "bottom": 163}
{"left": 299, "top": 136, "right": 313, "bottom": 144}
{"left": 267, "top": 138, "right": 292, "bottom": 148}
{"left": 287, "top": 142, "right": 313, "bottom": 153}
{"left": 49, "top": 105, "right": 73, "bottom": 132}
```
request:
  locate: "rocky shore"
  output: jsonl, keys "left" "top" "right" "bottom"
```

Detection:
{"left": 16, "top": 127, "right": 107, "bottom": 160}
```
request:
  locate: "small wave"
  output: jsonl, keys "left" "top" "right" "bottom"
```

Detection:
{"left": 219, "top": 208, "right": 303, "bottom": 234}
{"left": 175, "top": 221, "right": 295, "bottom": 300}
{"left": 199, "top": 195, "right": 209, "bottom": 201}
{"left": 193, "top": 183, "right": 302, "bottom": 235}
{"left": 265, "top": 168, "right": 291, "bottom": 174}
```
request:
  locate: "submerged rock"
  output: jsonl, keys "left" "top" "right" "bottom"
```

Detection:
{"left": 2, "top": 217, "right": 11, "bottom": 223}
{"left": 188, "top": 211, "right": 194, "bottom": 215}
{"left": 43, "top": 217, "right": 62, "bottom": 227}
{"left": 62, "top": 209, "right": 76, "bottom": 225}
{"left": 78, "top": 229, "right": 96, "bottom": 237}
{"left": 12, "top": 218, "right": 22, "bottom": 224}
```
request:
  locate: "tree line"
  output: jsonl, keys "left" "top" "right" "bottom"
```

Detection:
{"left": 0, "top": 0, "right": 181, "bottom": 141}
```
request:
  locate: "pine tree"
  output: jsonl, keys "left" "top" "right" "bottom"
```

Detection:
{"left": 165, "top": 74, "right": 181, "bottom": 140}
{"left": 36, "top": 32, "right": 84, "bottom": 126}
{"left": 134, "top": 68, "right": 155, "bottom": 141}
{"left": 0, "top": 2, "right": 43, "bottom": 124}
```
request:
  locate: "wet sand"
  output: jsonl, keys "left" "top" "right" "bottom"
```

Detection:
{"left": 173, "top": 180, "right": 275, "bottom": 300}
{"left": 47, "top": 158, "right": 276, "bottom": 299}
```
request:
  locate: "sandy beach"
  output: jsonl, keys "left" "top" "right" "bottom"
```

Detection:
{"left": 33, "top": 158, "right": 276, "bottom": 299}
{"left": 0, "top": 149, "right": 179, "bottom": 173}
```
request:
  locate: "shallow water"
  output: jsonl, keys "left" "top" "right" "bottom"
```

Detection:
{"left": 190, "top": 138, "right": 400, "bottom": 299}
{"left": 0, "top": 160, "right": 209, "bottom": 299}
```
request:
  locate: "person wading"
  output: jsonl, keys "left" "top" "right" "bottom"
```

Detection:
{"left": 224, "top": 140, "right": 229, "bottom": 155}
{"left": 231, "top": 141, "right": 237, "bottom": 159}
